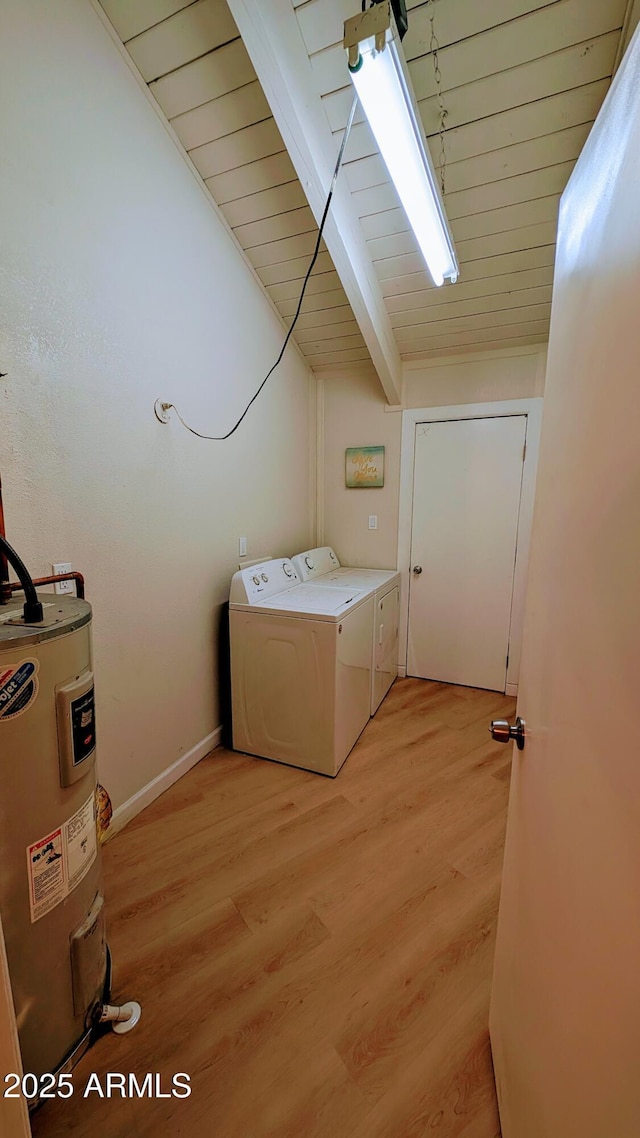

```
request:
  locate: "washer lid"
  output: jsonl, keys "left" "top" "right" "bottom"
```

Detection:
{"left": 241, "top": 583, "right": 367, "bottom": 621}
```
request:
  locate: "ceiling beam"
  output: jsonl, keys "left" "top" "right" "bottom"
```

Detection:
{"left": 227, "top": 0, "right": 403, "bottom": 406}
{"left": 614, "top": 0, "right": 640, "bottom": 72}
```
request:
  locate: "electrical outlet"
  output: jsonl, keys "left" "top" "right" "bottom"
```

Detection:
{"left": 368, "top": 515, "right": 378, "bottom": 530}
{"left": 52, "top": 563, "right": 73, "bottom": 595}
{"left": 238, "top": 536, "right": 247, "bottom": 557}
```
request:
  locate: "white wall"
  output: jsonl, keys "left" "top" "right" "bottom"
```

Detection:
{"left": 0, "top": 0, "right": 315, "bottom": 810}
{"left": 403, "top": 346, "right": 547, "bottom": 409}
{"left": 320, "top": 346, "right": 547, "bottom": 568}
{"left": 319, "top": 371, "right": 402, "bottom": 568}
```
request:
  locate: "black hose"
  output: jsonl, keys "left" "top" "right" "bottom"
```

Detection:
{"left": 0, "top": 534, "right": 43, "bottom": 623}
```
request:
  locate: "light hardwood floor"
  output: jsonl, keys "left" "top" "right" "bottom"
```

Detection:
{"left": 32, "top": 678, "right": 515, "bottom": 1138}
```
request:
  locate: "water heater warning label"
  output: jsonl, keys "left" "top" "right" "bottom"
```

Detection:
{"left": 26, "top": 793, "right": 97, "bottom": 923}
{"left": 27, "top": 828, "right": 64, "bottom": 923}
{"left": 0, "top": 659, "right": 39, "bottom": 722}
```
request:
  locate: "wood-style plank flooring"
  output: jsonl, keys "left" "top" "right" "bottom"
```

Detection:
{"left": 32, "top": 678, "right": 515, "bottom": 1138}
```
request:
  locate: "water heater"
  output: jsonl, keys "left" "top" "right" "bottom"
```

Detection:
{"left": 0, "top": 592, "right": 110, "bottom": 1081}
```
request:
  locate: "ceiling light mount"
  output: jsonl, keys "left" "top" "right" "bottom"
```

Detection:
{"left": 344, "top": 0, "right": 458, "bottom": 287}
{"left": 345, "top": 2, "right": 389, "bottom": 70}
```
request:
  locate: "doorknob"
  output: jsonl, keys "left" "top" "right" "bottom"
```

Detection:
{"left": 412, "top": 565, "right": 423, "bottom": 575}
{"left": 490, "top": 716, "right": 526, "bottom": 750}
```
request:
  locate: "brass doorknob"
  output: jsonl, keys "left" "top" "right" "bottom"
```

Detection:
{"left": 490, "top": 716, "right": 526, "bottom": 750}
{"left": 412, "top": 565, "right": 422, "bottom": 574}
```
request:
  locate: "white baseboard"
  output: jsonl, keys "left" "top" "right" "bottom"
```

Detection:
{"left": 107, "top": 726, "right": 222, "bottom": 840}
{"left": 398, "top": 664, "right": 515, "bottom": 694}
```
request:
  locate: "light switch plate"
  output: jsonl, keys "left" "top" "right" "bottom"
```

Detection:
{"left": 368, "top": 515, "right": 378, "bottom": 530}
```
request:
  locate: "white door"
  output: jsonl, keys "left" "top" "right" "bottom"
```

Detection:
{"left": 407, "top": 416, "right": 526, "bottom": 690}
{"left": 490, "top": 31, "right": 640, "bottom": 1138}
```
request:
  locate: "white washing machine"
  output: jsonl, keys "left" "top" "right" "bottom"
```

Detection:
{"left": 229, "top": 558, "right": 374, "bottom": 776}
{"left": 291, "top": 547, "right": 400, "bottom": 714}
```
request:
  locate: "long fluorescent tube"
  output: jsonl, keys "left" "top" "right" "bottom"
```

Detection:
{"left": 344, "top": 3, "right": 458, "bottom": 288}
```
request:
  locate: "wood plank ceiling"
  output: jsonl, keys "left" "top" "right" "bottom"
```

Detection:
{"left": 98, "top": 0, "right": 370, "bottom": 374}
{"left": 98, "top": 0, "right": 632, "bottom": 384}
{"left": 298, "top": 0, "right": 630, "bottom": 360}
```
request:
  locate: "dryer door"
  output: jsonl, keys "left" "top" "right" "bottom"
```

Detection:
{"left": 334, "top": 596, "right": 374, "bottom": 770}
{"left": 372, "top": 585, "right": 399, "bottom": 714}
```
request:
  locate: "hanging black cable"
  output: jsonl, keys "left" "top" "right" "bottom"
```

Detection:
{"left": 0, "top": 534, "right": 43, "bottom": 623}
{"left": 162, "top": 96, "right": 359, "bottom": 442}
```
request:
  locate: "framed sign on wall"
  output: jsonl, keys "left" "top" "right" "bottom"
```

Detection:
{"left": 345, "top": 446, "right": 385, "bottom": 488}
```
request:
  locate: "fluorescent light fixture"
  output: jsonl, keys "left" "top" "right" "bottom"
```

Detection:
{"left": 344, "top": 2, "right": 458, "bottom": 287}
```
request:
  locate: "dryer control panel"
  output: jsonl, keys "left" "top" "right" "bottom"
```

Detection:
{"left": 291, "top": 546, "right": 341, "bottom": 581}
{"left": 230, "top": 559, "right": 300, "bottom": 605}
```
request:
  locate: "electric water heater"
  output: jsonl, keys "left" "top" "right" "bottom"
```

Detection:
{"left": 0, "top": 592, "right": 109, "bottom": 1080}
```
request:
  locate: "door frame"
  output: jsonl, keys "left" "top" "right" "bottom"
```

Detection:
{"left": 397, "top": 398, "right": 543, "bottom": 695}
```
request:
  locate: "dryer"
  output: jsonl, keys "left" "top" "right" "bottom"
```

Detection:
{"left": 229, "top": 559, "right": 373, "bottom": 776}
{"left": 291, "top": 547, "right": 400, "bottom": 714}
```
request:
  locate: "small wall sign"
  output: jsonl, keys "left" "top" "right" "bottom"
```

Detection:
{"left": 345, "top": 446, "right": 385, "bottom": 488}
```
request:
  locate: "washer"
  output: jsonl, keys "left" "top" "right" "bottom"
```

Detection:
{"left": 229, "top": 558, "right": 374, "bottom": 776}
{"left": 291, "top": 547, "right": 400, "bottom": 714}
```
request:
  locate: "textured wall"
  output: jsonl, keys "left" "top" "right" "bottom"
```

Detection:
{"left": 321, "top": 373, "right": 402, "bottom": 569}
{"left": 0, "top": 0, "right": 314, "bottom": 809}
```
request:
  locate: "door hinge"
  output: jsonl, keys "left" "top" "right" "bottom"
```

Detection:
{"left": 506, "top": 653, "right": 509, "bottom": 670}
{"left": 522, "top": 442, "right": 527, "bottom": 462}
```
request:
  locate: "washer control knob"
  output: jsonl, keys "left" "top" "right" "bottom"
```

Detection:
{"left": 283, "top": 563, "right": 293, "bottom": 577}
{"left": 252, "top": 575, "right": 260, "bottom": 586}
{"left": 261, "top": 573, "right": 268, "bottom": 583}
{"left": 305, "top": 556, "right": 314, "bottom": 569}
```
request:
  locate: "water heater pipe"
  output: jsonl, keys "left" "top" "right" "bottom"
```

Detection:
{"left": 6, "top": 571, "right": 86, "bottom": 600}
{"left": 0, "top": 534, "right": 44, "bottom": 623}
{"left": 97, "top": 1001, "right": 142, "bottom": 1035}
